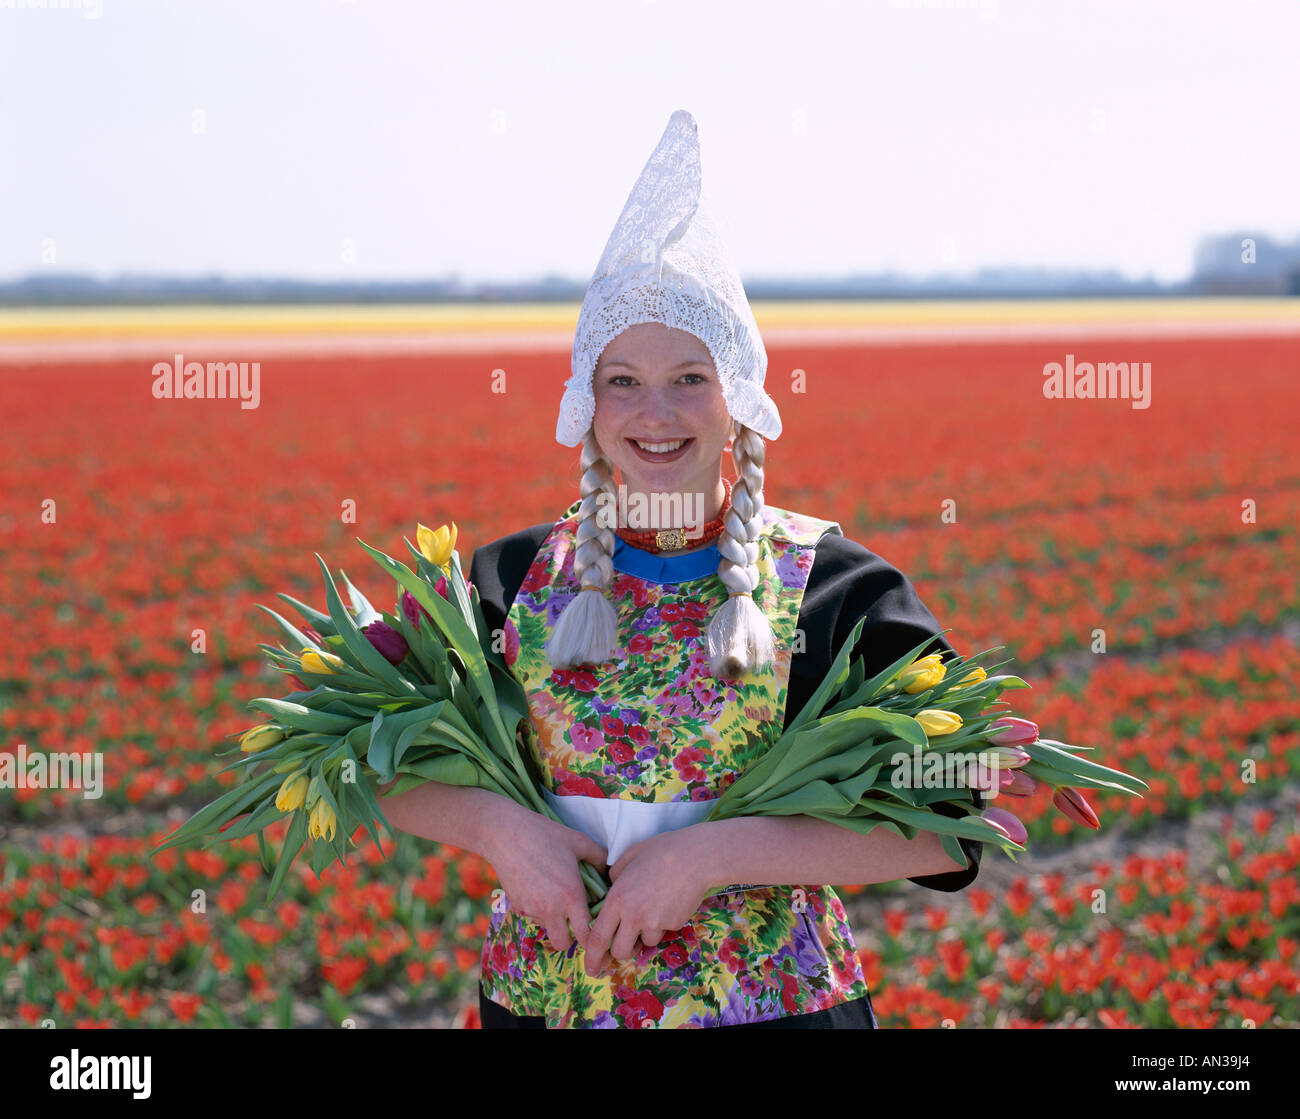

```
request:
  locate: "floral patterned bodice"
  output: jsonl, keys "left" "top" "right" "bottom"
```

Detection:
{"left": 478, "top": 499, "right": 872, "bottom": 1028}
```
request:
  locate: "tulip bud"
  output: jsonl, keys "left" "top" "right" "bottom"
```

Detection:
{"left": 971, "top": 761, "right": 1018, "bottom": 793}
{"left": 300, "top": 648, "right": 346, "bottom": 675}
{"left": 301, "top": 624, "right": 325, "bottom": 646}
{"left": 363, "top": 620, "right": 409, "bottom": 666}
{"left": 982, "top": 805, "right": 1028, "bottom": 846}
{"left": 239, "top": 725, "right": 284, "bottom": 753}
{"left": 309, "top": 798, "right": 338, "bottom": 842}
{"left": 916, "top": 709, "right": 963, "bottom": 738}
{"left": 502, "top": 617, "right": 521, "bottom": 668}
{"left": 987, "top": 717, "right": 1039, "bottom": 746}
{"left": 1053, "top": 786, "right": 1100, "bottom": 829}
{"left": 950, "top": 666, "right": 987, "bottom": 690}
{"left": 435, "top": 575, "right": 449, "bottom": 599}
{"left": 983, "top": 745, "right": 1032, "bottom": 769}
{"left": 1001, "top": 770, "right": 1037, "bottom": 797}
{"left": 417, "top": 522, "right": 458, "bottom": 567}
{"left": 898, "top": 654, "right": 946, "bottom": 694}
{"left": 276, "top": 773, "right": 309, "bottom": 813}
{"left": 401, "top": 589, "right": 434, "bottom": 631}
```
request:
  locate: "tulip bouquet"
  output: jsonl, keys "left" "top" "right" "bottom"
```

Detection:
{"left": 698, "top": 616, "right": 1149, "bottom": 878}
{"left": 152, "top": 522, "right": 611, "bottom": 906}
{"left": 154, "top": 517, "right": 1146, "bottom": 913}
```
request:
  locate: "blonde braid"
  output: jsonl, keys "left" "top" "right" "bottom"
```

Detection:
{"left": 706, "top": 422, "right": 775, "bottom": 678}
{"left": 546, "top": 428, "right": 620, "bottom": 670}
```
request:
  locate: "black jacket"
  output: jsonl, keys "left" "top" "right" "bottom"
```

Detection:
{"left": 469, "top": 524, "right": 984, "bottom": 892}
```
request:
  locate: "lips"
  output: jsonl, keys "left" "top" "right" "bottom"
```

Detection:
{"left": 627, "top": 437, "right": 693, "bottom": 463}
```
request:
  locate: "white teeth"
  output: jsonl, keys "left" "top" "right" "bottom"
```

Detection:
{"left": 635, "top": 439, "right": 685, "bottom": 453}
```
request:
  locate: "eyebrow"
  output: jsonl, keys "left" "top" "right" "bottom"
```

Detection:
{"left": 598, "top": 360, "right": 711, "bottom": 371}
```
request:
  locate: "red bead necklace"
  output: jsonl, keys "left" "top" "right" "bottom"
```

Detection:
{"left": 615, "top": 477, "right": 732, "bottom": 555}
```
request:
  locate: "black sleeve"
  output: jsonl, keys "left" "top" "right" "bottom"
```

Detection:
{"left": 468, "top": 523, "right": 553, "bottom": 637}
{"left": 786, "top": 533, "right": 985, "bottom": 893}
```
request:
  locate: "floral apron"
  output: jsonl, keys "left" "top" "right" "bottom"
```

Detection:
{"left": 478, "top": 498, "right": 872, "bottom": 1028}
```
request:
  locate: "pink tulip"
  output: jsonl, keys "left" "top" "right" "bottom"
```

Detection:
{"left": 982, "top": 806, "right": 1028, "bottom": 846}
{"left": 1001, "top": 770, "right": 1037, "bottom": 797}
{"left": 301, "top": 624, "right": 325, "bottom": 646}
{"left": 971, "top": 763, "right": 1017, "bottom": 793}
{"left": 986, "top": 745, "right": 1032, "bottom": 769}
{"left": 1053, "top": 786, "right": 1100, "bottom": 829}
{"left": 503, "top": 617, "right": 521, "bottom": 668}
{"left": 987, "top": 717, "right": 1039, "bottom": 746}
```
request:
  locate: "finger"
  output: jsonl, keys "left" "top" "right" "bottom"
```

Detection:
{"left": 585, "top": 910, "right": 617, "bottom": 976}
{"left": 610, "top": 923, "right": 640, "bottom": 962}
{"left": 541, "top": 913, "right": 573, "bottom": 954}
{"left": 566, "top": 901, "right": 592, "bottom": 953}
{"left": 573, "top": 833, "right": 609, "bottom": 871}
{"left": 639, "top": 928, "right": 664, "bottom": 950}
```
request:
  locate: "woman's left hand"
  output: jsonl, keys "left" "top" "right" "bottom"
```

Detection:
{"left": 583, "top": 823, "right": 717, "bottom": 976}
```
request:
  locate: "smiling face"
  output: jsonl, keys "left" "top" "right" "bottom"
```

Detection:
{"left": 591, "top": 322, "right": 732, "bottom": 526}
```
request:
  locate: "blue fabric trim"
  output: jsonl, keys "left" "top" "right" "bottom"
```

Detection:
{"left": 612, "top": 536, "right": 720, "bottom": 584}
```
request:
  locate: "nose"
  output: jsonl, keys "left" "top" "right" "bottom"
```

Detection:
{"left": 636, "top": 383, "right": 679, "bottom": 429}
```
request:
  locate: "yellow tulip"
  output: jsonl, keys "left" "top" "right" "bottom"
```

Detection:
{"left": 276, "top": 773, "right": 309, "bottom": 813}
{"left": 239, "top": 724, "right": 284, "bottom": 753}
{"left": 309, "top": 798, "right": 337, "bottom": 843}
{"left": 916, "top": 709, "right": 963, "bottom": 738}
{"left": 300, "top": 648, "right": 346, "bottom": 675}
{"left": 898, "top": 654, "right": 946, "bottom": 694}
{"left": 417, "top": 522, "right": 458, "bottom": 567}
{"left": 951, "top": 666, "right": 987, "bottom": 690}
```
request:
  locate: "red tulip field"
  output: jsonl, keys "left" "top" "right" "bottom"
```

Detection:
{"left": 2, "top": 325, "right": 1297, "bottom": 1028}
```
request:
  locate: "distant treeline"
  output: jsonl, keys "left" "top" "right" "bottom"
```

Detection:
{"left": 4, "top": 233, "right": 1297, "bottom": 306}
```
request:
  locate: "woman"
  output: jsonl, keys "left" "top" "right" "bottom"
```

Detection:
{"left": 381, "top": 111, "right": 984, "bottom": 1029}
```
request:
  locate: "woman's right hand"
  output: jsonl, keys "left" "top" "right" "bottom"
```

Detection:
{"left": 483, "top": 799, "right": 609, "bottom": 955}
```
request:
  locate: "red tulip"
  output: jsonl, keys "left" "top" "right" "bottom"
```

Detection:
{"left": 1053, "top": 786, "right": 1100, "bottom": 829}
{"left": 301, "top": 624, "right": 325, "bottom": 646}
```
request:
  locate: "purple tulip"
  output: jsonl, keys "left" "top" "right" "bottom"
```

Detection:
{"left": 363, "top": 620, "right": 409, "bottom": 666}
{"left": 401, "top": 589, "right": 435, "bottom": 631}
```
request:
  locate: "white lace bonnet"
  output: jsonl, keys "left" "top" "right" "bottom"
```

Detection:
{"left": 556, "top": 109, "right": 782, "bottom": 447}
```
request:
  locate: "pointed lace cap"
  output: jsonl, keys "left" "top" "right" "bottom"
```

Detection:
{"left": 558, "top": 109, "right": 782, "bottom": 447}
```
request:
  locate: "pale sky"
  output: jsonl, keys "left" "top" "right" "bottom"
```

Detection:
{"left": 2, "top": 0, "right": 1297, "bottom": 285}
